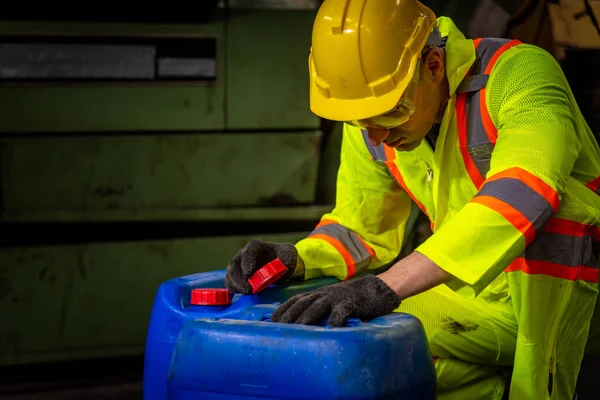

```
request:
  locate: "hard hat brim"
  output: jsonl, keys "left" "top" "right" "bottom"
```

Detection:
{"left": 309, "top": 55, "right": 420, "bottom": 122}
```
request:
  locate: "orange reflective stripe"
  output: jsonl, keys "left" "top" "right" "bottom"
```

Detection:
{"left": 479, "top": 88, "right": 496, "bottom": 144}
{"left": 471, "top": 195, "right": 536, "bottom": 245}
{"left": 309, "top": 219, "right": 376, "bottom": 279}
{"left": 309, "top": 233, "right": 356, "bottom": 279}
{"left": 355, "top": 234, "right": 376, "bottom": 258}
{"left": 544, "top": 218, "right": 587, "bottom": 237}
{"left": 484, "top": 39, "right": 522, "bottom": 74}
{"left": 480, "top": 40, "right": 521, "bottom": 146}
{"left": 316, "top": 218, "right": 337, "bottom": 228}
{"left": 580, "top": 266, "right": 600, "bottom": 282}
{"left": 318, "top": 219, "right": 376, "bottom": 259}
{"left": 545, "top": 219, "right": 600, "bottom": 252}
{"left": 586, "top": 175, "right": 600, "bottom": 195}
{"left": 591, "top": 226, "right": 600, "bottom": 243}
{"left": 504, "top": 217, "right": 600, "bottom": 283}
{"left": 485, "top": 167, "right": 560, "bottom": 212}
{"left": 457, "top": 38, "right": 524, "bottom": 189}
{"left": 505, "top": 258, "right": 599, "bottom": 283}
{"left": 588, "top": 176, "right": 600, "bottom": 190}
{"left": 383, "top": 145, "right": 429, "bottom": 216}
{"left": 547, "top": 219, "right": 600, "bottom": 249}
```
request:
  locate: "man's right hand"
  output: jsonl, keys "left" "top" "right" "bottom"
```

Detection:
{"left": 224, "top": 239, "right": 299, "bottom": 294}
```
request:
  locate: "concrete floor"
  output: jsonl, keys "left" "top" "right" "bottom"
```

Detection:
{"left": 0, "top": 382, "right": 142, "bottom": 400}
{"left": 0, "top": 356, "right": 143, "bottom": 400}
{"left": 0, "top": 354, "right": 597, "bottom": 399}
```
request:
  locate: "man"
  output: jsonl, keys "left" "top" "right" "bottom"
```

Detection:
{"left": 224, "top": 0, "right": 600, "bottom": 398}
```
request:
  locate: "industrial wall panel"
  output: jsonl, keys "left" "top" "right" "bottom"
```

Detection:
{"left": 0, "top": 205, "right": 335, "bottom": 223}
{"left": 226, "top": 10, "right": 320, "bottom": 130}
{"left": 0, "top": 21, "right": 226, "bottom": 132}
{"left": 0, "top": 231, "right": 309, "bottom": 365}
{"left": 0, "top": 131, "right": 322, "bottom": 214}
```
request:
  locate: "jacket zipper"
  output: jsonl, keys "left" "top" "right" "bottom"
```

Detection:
{"left": 427, "top": 167, "right": 433, "bottom": 184}
{"left": 423, "top": 138, "right": 435, "bottom": 185}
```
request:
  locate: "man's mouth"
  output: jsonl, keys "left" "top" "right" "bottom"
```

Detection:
{"left": 385, "top": 137, "right": 407, "bottom": 148}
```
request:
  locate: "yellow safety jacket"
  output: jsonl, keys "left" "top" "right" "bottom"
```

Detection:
{"left": 295, "top": 17, "right": 600, "bottom": 399}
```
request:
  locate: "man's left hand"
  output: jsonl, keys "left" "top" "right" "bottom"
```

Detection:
{"left": 270, "top": 274, "right": 400, "bottom": 327}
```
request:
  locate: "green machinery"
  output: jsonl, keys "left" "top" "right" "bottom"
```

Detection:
{"left": 0, "top": 5, "right": 421, "bottom": 366}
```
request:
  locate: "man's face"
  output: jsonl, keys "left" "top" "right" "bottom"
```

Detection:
{"left": 365, "top": 49, "right": 447, "bottom": 152}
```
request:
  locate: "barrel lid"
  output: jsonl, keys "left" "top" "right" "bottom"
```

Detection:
{"left": 248, "top": 258, "right": 288, "bottom": 293}
{"left": 190, "top": 288, "right": 231, "bottom": 306}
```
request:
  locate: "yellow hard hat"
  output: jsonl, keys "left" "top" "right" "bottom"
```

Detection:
{"left": 309, "top": 0, "right": 438, "bottom": 122}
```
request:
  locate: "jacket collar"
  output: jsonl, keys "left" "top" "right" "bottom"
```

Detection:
{"left": 436, "top": 17, "right": 477, "bottom": 97}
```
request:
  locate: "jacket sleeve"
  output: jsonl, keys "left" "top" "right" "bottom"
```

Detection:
{"left": 416, "top": 44, "right": 582, "bottom": 299}
{"left": 295, "top": 123, "right": 415, "bottom": 281}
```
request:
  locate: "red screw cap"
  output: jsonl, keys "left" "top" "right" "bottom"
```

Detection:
{"left": 248, "top": 258, "right": 288, "bottom": 294}
{"left": 190, "top": 288, "right": 231, "bottom": 306}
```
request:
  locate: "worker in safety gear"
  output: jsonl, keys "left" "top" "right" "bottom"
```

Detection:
{"left": 224, "top": 0, "right": 600, "bottom": 398}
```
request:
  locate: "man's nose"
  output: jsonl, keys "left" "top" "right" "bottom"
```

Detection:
{"left": 366, "top": 128, "right": 390, "bottom": 147}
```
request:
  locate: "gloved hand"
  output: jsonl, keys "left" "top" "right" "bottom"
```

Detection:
{"left": 270, "top": 274, "right": 400, "bottom": 327}
{"left": 224, "top": 239, "right": 298, "bottom": 294}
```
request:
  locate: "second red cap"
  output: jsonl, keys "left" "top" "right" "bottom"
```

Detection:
{"left": 190, "top": 288, "right": 231, "bottom": 306}
{"left": 248, "top": 258, "right": 288, "bottom": 293}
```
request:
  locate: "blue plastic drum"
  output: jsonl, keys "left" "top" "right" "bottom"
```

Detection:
{"left": 143, "top": 270, "right": 435, "bottom": 399}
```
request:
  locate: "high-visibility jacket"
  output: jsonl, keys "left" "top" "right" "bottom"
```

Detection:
{"left": 295, "top": 16, "right": 600, "bottom": 400}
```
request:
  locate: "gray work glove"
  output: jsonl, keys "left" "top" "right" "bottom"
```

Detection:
{"left": 270, "top": 274, "right": 400, "bottom": 327}
{"left": 224, "top": 239, "right": 297, "bottom": 294}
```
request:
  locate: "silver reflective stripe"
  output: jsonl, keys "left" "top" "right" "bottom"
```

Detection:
{"left": 309, "top": 223, "right": 371, "bottom": 274}
{"left": 361, "top": 129, "right": 387, "bottom": 162}
{"left": 475, "top": 177, "right": 555, "bottom": 232}
{"left": 524, "top": 231, "right": 584, "bottom": 267}
{"left": 456, "top": 38, "right": 512, "bottom": 180}
{"left": 456, "top": 38, "right": 513, "bottom": 95}
{"left": 465, "top": 91, "right": 494, "bottom": 179}
{"left": 581, "top": 233, "right": 600, "bottom": 268}
{"left": 523, "top": 229, "right": 600, "bottom": 269}
{"left": 456, "top": 74, "right": 489, "bottom": 93}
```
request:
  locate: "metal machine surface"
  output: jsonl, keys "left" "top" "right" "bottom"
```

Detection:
{"left": 0, "top": 8, "right": 322, "bottom": 366}
{"left": 0, "top": 6, "right": 421, "bottom": 367}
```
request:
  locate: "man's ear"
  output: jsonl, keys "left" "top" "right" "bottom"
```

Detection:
{"left": 423, "top": 48, "right": 445, "bottom": 84}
